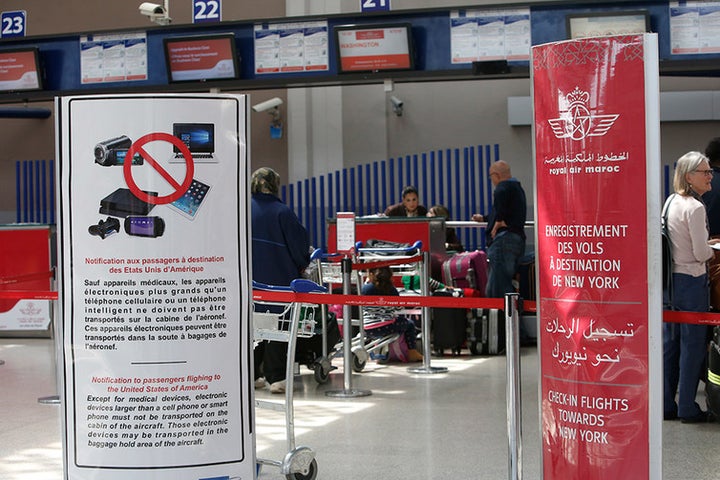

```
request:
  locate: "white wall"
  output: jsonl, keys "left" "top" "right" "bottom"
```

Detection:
{"left": 287, "top": 74, "right": 720, "bottom": 218}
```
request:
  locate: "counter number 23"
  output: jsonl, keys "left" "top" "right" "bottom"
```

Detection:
{"left": 193, "top": 0, "right": 220, "bottom": 23}
{"left": 1, "top": 11, "right": 26, "bottom": 38}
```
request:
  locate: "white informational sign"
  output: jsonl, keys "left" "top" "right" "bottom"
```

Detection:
{"left": 670, "top": 1, "right": 720, "bottom": 54}
{"left": 80, "top": 33, "right": 148, "bottom": 84}
{"left": 56, "top": 94, "right": 253, "bottom": 480}
{"left": 336, "top": 212, "right": 356, "bottom": 253}
{"left": 450, "top": 8, "right": 530, "bottom": 63}
{"left": 254, "top": 21, "right": 328, "bottom": 74}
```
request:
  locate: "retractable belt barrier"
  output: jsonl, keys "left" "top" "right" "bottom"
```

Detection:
{"left": 0, "top": 270, "right": 54, "bottom": 286}
{"left": 1, "top": 287, "right": 718, "bottom": 326}
{"left": 0, "top": 270, "right": 56, "bottom": 299}
{"left": 0, "top": 290, "right": 58, "bottom": 300}
{"left": 253, "top": 290, "right": 507, "bottom": 310}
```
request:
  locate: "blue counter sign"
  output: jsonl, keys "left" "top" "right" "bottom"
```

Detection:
{"left": 193, "top": 0, "right": 221, "bottom": 23}
{"left": 361, "top": 0, "right": 390, "bottom": 13}
{"left": 1, "top": 10, "right": 26, "bottom": 38}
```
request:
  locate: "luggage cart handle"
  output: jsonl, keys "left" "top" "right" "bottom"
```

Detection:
{"left": 252, "top": 279, "right": 327, "bottom": 294}
{"left": 356, "top": 240, "right": 423, "bottom": 254}
{"left": 310, "top": 248, "right": 343, "bottom": 261}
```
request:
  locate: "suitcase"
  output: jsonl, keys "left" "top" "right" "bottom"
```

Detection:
{"left": 431, "top": 291, "right": 468, "bottom": 356}
{"left": 468, "top": 308, "right": 505, "bottom": 355}
{"left": 441, "top": 250, "right": 488, "bottom": 294}
{"left": 706, "top": 327, "right": 720, "bottom": 419}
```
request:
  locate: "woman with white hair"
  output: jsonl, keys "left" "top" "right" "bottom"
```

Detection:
{"left": 664, "top": 151, "right": 720, "bottom": 423}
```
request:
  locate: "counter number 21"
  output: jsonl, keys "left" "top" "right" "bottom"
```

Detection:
{"left": 361, "top": 0, "right": 390, "bottom": 12}
{"left": 193, "top": 0, "right": 220, "bottom": 23}
{"left": 1, "top": 11, "right": 27, "bottom": 38}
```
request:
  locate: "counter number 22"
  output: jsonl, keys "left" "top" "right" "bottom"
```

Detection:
{"left": 193, "top": 0, "right": 220, "bottom": 23}
{"left": 361, "top": 0, "right": 390, "bottom": 12}
{"left": 1, "top": 11, "right": 27, "bottom": 38}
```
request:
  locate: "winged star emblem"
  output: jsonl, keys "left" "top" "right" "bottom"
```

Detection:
{"left": 20, "top": 302, "right": 42, "bottom": 316}
{"left": 547, "top": 87, "right": 619, "bottom": 141}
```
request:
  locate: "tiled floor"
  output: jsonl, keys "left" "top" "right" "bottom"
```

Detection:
{"left": 1, "top": 337, "right": 719, "bottom": 479}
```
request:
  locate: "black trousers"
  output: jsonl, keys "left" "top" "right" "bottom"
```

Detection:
{"left": 254, "top": 340, "right": 286, "bottom": 384}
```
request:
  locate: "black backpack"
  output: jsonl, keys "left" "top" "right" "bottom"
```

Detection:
{"left": 661, "top": 194, "right": 676, "bottom": 309}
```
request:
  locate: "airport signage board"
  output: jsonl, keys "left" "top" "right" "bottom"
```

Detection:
{"left": 532, "top": 34, "right": 661, "bottom": 479}
{"left": 56, "top": 93, "right": 254, "bottom": 480}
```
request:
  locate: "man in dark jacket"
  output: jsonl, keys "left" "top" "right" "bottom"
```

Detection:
{"left": 251, "top": 167, "right": 310, "bottom": 393}
{"left": 472, "top": 160, "right": 527, "bottom": 297}
{"left": 472, "top": 160, "right": 530, "bottom": 344}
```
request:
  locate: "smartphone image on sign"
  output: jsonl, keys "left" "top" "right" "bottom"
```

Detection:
{"left": 124, "top": 216, "right": 165, "bottom": 238}
{"left": 167, "top": 178, "right": 211, "bottom": 220}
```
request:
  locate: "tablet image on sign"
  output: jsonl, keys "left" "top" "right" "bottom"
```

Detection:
{"left": 167, "top": 178, "right": 211, "bottom": 220}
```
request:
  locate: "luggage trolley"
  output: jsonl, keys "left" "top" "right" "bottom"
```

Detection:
{"left": 312, "top": 247, "right": 403, "bottom": 372}
{"left": 253, "top": 278, "right": 326, "bottom": 480}
{"left": 311, "top": 248, "right": 372, "bottom": 372}
{"left": 352, "top": 240, "right": 424, "bottom": 369}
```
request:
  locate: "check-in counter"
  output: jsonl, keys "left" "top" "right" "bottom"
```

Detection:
{"left": 327, "top": 216, "right": 450, "bottom": 279}
{"left": 0, "top": 224, "right": 55, "bottom": 337}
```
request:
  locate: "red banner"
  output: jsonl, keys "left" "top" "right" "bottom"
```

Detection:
{"left": 533, "top": 35, "right": 656, "bottom": 479}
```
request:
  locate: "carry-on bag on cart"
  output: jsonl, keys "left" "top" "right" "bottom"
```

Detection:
{"left": 467, "top": 308, "right": 505, "bottom": 355}
{"left": 295, "top": 307, "right": 341, "bottom": 361}
{"left": 293, "top": 306, "right": 341, "bottom": 384}
{"left": 431, "top": 290, "right": 467, "bottom": 356}
{"left": 441, "top": 250, "right": 488, "bottom": 294}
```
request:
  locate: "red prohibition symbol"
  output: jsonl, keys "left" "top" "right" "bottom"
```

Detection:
{"left": 122, "top": 132, "right": 195, "bottom": 205}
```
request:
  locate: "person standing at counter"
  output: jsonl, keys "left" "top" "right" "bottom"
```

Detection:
{"left": 384, "top": 185, "right": 428, "bottom": 217}
{"left": 664, "top": 151, "right": 719, "bottom": 423}
{"left": 471, "top": 160, "right": 527, "bottom": 298}
{"left": 251, "top": 167, "right": 311, "bottom": 394}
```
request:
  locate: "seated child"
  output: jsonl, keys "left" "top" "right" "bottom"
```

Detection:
{"left": 361, "top": 266, "right": 423, "bottom": 362}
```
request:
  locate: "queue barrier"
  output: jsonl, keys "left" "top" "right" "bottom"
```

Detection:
{"left": 4, "top": 289, "right": 720, "bottom": 327}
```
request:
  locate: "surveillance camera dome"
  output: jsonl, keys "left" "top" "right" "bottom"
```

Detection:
{"left": 139, "top": 2, "right": 166, "bottom": 16}
{"left": 252, "top": 97, "right": 283, "bottom": 113}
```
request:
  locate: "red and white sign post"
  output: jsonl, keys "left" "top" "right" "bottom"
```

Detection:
{"left": 532, "top": 34, "right": 662, "bottom": 479}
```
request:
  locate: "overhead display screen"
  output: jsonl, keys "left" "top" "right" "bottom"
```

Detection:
{"left": 164, "top": 33, "right": 239, "bottom": 83}
{"left": 335, "top": 23, "right": 414, "bottom": 73}
{"left": 0, "top": 48, "right": 42, "bottom": 92}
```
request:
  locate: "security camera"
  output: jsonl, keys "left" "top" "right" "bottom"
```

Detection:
{"left": 252, "top": 97, "right": 283, "bottom": 113}
{"left": 139, "top": 2, "right": 171, "bottom": 25}
{"left": 139, "top": 2, "right": 166, "bottom": 16}
{"left": 391, "top": 96, "right": 404, "bottom": 116}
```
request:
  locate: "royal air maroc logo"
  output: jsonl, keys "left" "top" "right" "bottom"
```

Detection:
{"left": 20, "top": 302, "right": 42, "bottom": 316}
{"left": 547, "top": 87, "right": 619, "bottom": 141}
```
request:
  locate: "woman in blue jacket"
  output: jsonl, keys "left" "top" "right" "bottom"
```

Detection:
{"left": 251, "top": 167, "right": 310, "bottom": 393}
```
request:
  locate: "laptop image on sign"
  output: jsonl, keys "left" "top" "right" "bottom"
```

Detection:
{"left": 169, "top": 123, "right": 218, "bottom": 163}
